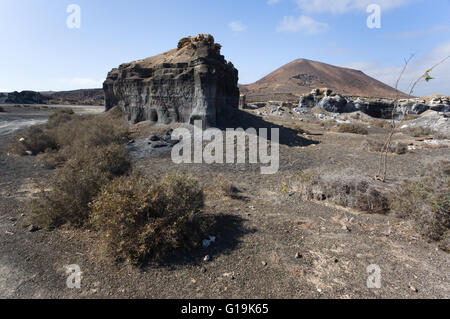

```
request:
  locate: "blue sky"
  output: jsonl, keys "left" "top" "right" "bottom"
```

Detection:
{"left": 0, "top": 0, "right": 449, "bottom": 96}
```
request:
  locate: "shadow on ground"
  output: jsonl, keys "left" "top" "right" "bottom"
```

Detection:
{"left": 141, "top": 213, "right": 256, "bottom": 269}
{"left": 218, "top": 109, "right": 319, "bottom": 147}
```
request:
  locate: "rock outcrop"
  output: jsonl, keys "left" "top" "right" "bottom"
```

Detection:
{"left": 104, "top": 34, "right": 239, "bottom": 127}
{"left": 293, "top": 89, "right": 450, "bottom": 119}
{"left": 5, "top": 91, "right": 48, "bottom": 104}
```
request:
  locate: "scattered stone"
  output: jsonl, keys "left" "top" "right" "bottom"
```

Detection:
{"left": 150, "top": 141, "right": 169, "bottom": 149}
{"left": 295, "top": 252, "right": 302, "bottom": 259}
{"left": 148, "top": 135, "right": 160, "bottom": 142}
{"left": 201, "top": 267, "right": 207, "bottom": 273}
{"left": 262, "top": 261, "right": 267, "bottom": 266}
{"left": 27, "top": 225, "right": 40, "bottom": 232}
{"left": 342, "top": 225, "right": 351, "bottom": 232}
{"left": 5, "top": 231, "right": 14, "bottom": 235}
{"left": 25, "top": 150, "right": 33, "bottom": 156}
{"left": 409, "top": 284, "right": 419, "bottom": 293}
{"left": 9, "top": 217, "right": 17, "bottom": 222}
{"left": 127, "top": 139, "right": 135, "bottom": 145}
{"left": 203, "top": 255, "right": 211, "bottom": 262}
{"left": 19, "top": 137, "right": 25, "bottom": 143}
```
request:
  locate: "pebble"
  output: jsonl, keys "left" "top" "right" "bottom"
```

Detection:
{"left": 27, "top": 225, "right": 40, "bottom": 232}
{"left": 262, "top": 261, "right": 267, "bottom": 266}
{"left": 409, "top": 284, "right": 419, "bottom": 293}
{"left": 203, "top": 255, "right": 211, "bottom": 262}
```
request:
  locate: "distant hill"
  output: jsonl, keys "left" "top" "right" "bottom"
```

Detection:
{"left": 42, "top": 89, "right": 104, "bottom": 105}
{"left": 0, "top": 89, "right": 104, "bottom": 106}
{"left": 239, "top": 58, "right": 409, "bottom": 102}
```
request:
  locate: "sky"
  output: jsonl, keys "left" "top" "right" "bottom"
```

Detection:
{"left": 0, "top": 0, "right": 449, "bottom": 96}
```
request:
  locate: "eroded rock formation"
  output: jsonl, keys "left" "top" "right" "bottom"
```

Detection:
{"left": 104, "top": 34, "right": 239, "bottom": 126}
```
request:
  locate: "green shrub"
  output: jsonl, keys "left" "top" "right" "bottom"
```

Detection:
{"left": 90, "top": 174, "right": 211, "bottom": 263}
{"left": 29, "top": 143, "right": 130, "bottom": 229}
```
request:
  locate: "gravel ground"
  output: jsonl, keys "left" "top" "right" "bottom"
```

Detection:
{"left": 0, "top": 107, "right": 448, "bottom": 299}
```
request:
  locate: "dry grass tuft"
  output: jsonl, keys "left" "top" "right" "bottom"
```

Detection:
{"left": 334, "top": 123, "right": 369, "bottom": 135}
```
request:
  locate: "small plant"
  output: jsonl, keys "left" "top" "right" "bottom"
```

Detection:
{"left": 406, "top": 127, "right": 435, "bottom": 137}
{"left": 215, "top": 175, "right": 239, "bottom": 198}
{"left": 335, "top": 123, "right": 369, "bottom": 135}
{"left": 389, "top": 161, "right": 449, "bottom": 250}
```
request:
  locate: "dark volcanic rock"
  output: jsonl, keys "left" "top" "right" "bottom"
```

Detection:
{"left": 104, "top": 34, "right": 239, "bottom": 127}
{"left": 6, "top": 91, "right": 48, "bottom": 104}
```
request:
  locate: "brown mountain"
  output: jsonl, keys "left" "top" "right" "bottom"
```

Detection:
{"left": 239, "top": 58, "right": 408, "bottom": 102}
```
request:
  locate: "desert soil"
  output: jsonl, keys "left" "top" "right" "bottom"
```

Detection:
{"left": 0, "top": 105, "right": 448, "bottom": 299}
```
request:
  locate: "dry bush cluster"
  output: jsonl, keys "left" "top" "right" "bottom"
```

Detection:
{"left": 361, "top": 139, "right": 408, "bottom": 155}
{"left": 8, "top": 108, "right": 128, "bottom": 167}
{"left": 389, "top": 161, "right": 449, "bottom": 250}
{"left": 296, "top": 168, "right": 389, "bottom": 214}
{"left": 15, "top": 108, "right": 211, "bottom": 263}
{"left": 30, "top": 143, "right": 130, "bottom": 229}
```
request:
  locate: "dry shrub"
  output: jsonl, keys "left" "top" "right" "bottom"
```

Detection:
{"left": 8, "top": 126, "right": 58, "bottom": 156}
{"left": 362, "top": 139, "right": 408, "bottom": 155}
{"left": 29, "top": 143, "right": 130, "bottom": 229}
{"left": 368, "top": 119, "right": 392, "bottom": 129}
{"left": 90, "top": 174, "right": 211, "bottom": 263}
{"left": 297, "top": 168, "right": 389, "bottom": 214}
{"left": 406, "top": 126, "right": 435, "bottom": 137}
{"left": 389, "top": 161, "right": 449, "bottom": 250}
{"left": 335, "top": 123, "right": 369, "bottom": 135}
{"left": 9, "top": 108, "right": 128, "bottom": 168}
{"left": 47, "top": 108, "right": 75, "bottom": 127}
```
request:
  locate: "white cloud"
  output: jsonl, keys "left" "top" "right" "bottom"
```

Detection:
{"left": 277, "top": 15, "right": 329, "bottom": 35}
{"left": 296, "top": 0, "right": 412, "bottom": 14}
{"left": 344, "top": 42, "right": 450, "bottom": 96}
{"left": 228, "top": 21, "right": 247, "bottom": 32}
{"left": 383, "top": 26, "right": 450, "bottom": 39}
{"left": 57, "top": 77, "right": 103, "bottom": 89}
{"left": 267, "top": 0, "right": 281, "bottom": 5}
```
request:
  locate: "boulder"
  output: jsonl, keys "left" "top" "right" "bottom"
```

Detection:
{"left": 104, "top": 34, "right": 239, "bottom": 127}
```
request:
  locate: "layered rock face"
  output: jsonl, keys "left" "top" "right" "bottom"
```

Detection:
{"left": 293, "top": 88, "right": 450, "bottom": 119}
{"left": 104, "top": 34, "right": 239, "bottom": 127}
